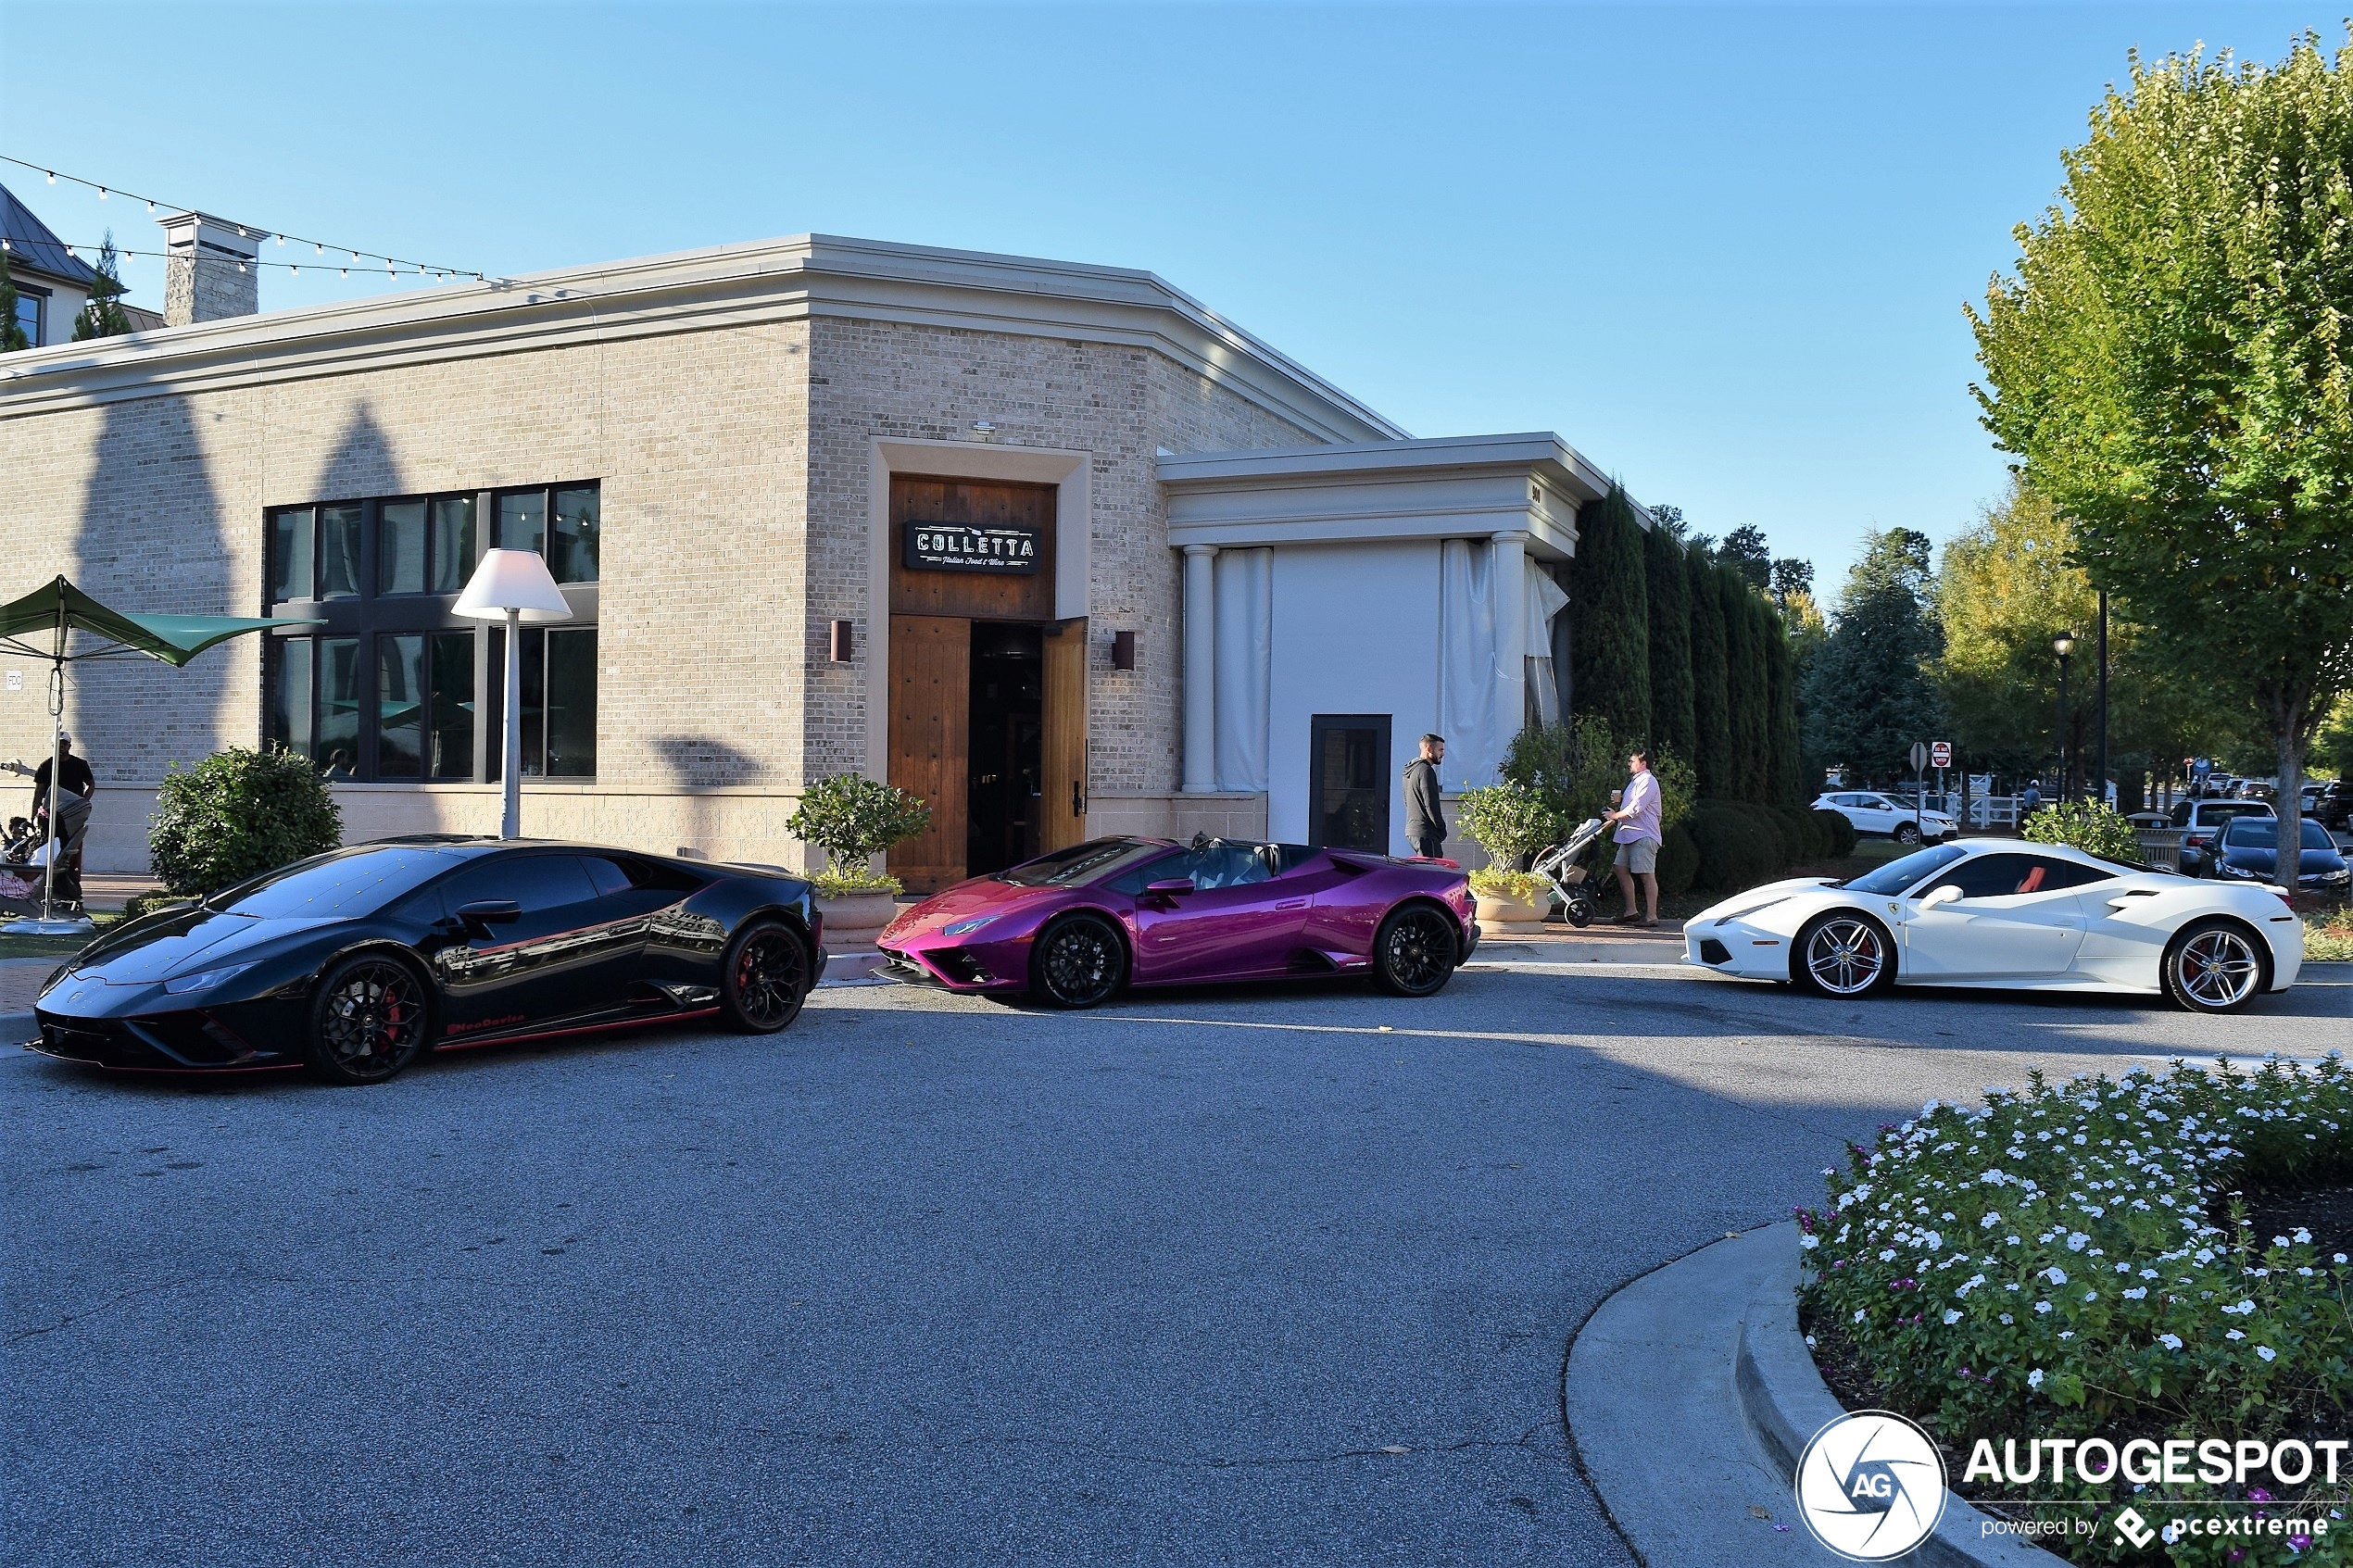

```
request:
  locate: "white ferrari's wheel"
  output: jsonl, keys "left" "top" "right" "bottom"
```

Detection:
{"left": 2161, "top": 919, "right": 2268, "bottom": 1014}
{"left": 1793, "top": 912, "right": 1895, "bottom": 997}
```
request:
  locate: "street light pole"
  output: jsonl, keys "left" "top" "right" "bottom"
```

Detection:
{"left": 454, "top": 549, "right": 573, "bottom": 840}
{"left": 2094, "top": 591, "right": 2109, "bottom": 809}
{"left": 2054, "top": 632, "right": 2077, "bottom": 799}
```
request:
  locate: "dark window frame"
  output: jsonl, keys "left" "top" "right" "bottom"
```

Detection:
{"left": 1307, "top": 713, "right": 1392, "bottom": 852}
{"left": 264, "top": 483, "right": 600, "bottom": 783}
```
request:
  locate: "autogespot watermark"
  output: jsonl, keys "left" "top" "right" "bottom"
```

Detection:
{"left": 1793, "top": 1411, "right": 2342, "bottom": 1561}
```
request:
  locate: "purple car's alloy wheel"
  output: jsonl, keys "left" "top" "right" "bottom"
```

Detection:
{"left": 1036, "top": 919, "right": 1121, "bottom": 1008}
{"left": 1378, "top": 907, "right": 1457, "bottom": 995}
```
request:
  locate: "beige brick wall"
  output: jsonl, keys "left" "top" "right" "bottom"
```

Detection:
{"left": 0, "top": 307, "right": 1330, "bottom": 872}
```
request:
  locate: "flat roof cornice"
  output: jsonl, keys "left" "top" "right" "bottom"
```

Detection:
{"left": 1159, "top": 432, "right": 1643, "bottom": 519}
{"left": 0, "top": 232, "right": 1406, "bottom": 443}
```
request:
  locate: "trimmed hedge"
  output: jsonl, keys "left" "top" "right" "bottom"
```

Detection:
{"left": 1655, "top": 822, "right": 1700, "bottom": 897}
{"left": 148, "top": 746, "right": 343, "bottom": 896}
{"left": 1688, "top": 800, "right": 1780, "bottom": 893}
{"left": 1812, "top": 807, "right": 1858, "bottom": 859}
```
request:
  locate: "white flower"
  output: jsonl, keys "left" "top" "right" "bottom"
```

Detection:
{"left": 1881, "top": 1249, "right": 1897, "bottom": 1262}
{"left": 2067, "top": 1233, "right": 2089, "bottom": 1252}
{"left": 1982, "top": 1212, "right": 2000, "bottom": 1228}
{"left": 1855, "top": 1308, "right": 1867, "bottom": 1323}
{"left": 2223, "top": 1299, "right": 2256, "bottom": 1316}
{"left": 2158, "top": 1333, "right": 2184, "bottom": 1349}
{"left": 2124, "top": 1287, "right": 2148, "bottom": 1299}
{"left": 2001, "top": 1313, "right": 2014, "bottom": 1324}
{"left": 2035, "top": 1301, "right": 2053, "bottom": 1314}
{"left": 2045, "top": 1266, "right": 2069, "bottom": 1286}
{"left": 2028, "top": 1368, "right": 2045, "bottom": 1388}
{"left": 2257, "top": 1345, "right": 2278, "bottom": 1361}
{"left": 1800, "top": 1234, "right": 1819, "bottom": 1250}
{"left": 1944, "top": 1309, "right": 1963, "bottom": 1325}
{"left": 2227, "top": 1329, "right": 2246, "bottom": 1340}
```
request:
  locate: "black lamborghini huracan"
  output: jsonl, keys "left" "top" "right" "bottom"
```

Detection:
{"left": 28, "top": 838, "right": 824, "bottom": 1084}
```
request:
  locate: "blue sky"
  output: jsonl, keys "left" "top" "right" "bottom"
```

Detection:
{"left": 0, "top": 2, "right": 2329, "bottom": 594}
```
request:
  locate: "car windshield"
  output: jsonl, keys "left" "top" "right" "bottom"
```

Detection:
{"left": 1840, "top": 844, "right": 1967, "bottom": 896}
{"left": 995, "top": 837, "right": 1171, "bottom": 888}
{"left": 205, "top": 847, "right": 457, "bottom": 918}
{"left": 2221, "top": 819, "right": 2335, "bottom": 850}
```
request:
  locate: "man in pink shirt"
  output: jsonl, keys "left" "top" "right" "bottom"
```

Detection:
{"left": 1604, "top": 748, "right": 1663, "bottom": 927}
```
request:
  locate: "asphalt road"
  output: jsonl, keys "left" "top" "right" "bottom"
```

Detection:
{"left": 6, "top": 951, "right": 2351, "bottom": 1568}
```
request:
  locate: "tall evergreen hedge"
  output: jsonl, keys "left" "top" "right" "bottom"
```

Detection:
{"left": 1687, "top": 543, "right": 1733, "bottom": 798}
{"left": 1719, "top": 572, "right": 1767, "bottom": 801}
{"left": 1568, "top": 483, "right": 1652, "bottom": 741}
{"left": 1765, "top": 622, "right": 1804, "bottom": 804}
{"left": 1644, "top": 515, "right": 1697, "bottom": 761}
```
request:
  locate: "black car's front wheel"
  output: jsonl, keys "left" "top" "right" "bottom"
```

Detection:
{"left": 722, "top": 920, "right": 811, "bottom": 1034}
{"left": 307, "top": 954, "right": 432, "bottom": 1085}
{"left": 1374, "top": 904, "right": 1460, "bottom": 997}
{"left": 1030, "top": 914, "right": 1126, "bottom": 1009}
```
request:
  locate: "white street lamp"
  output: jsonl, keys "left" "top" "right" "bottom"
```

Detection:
{"left": 454, "top": 548, "right": 573, "bottom": 839}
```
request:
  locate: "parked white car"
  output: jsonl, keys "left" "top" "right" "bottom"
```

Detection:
{"left": 1812, "top": 790, "right": 1957, "bottom": 845}
{"left": 1684, "top": 839, "right": 2300, "bottom": 1013}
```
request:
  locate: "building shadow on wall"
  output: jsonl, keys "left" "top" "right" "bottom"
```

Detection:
{"left": 652, "top": 734, "right": 764, "bottom": 859}
{"left": 69, "top": 393, "right": 230, "bottom": 787}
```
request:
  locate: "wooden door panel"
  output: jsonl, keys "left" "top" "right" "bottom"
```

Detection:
{"left": 887, "top": 614, "right": 969, "bottom": 894}
{"left": 1041, "top": 617, "right": 1088, "bottom": 853}
{"left": 889, "top": 475, "right": 1056, "bottom": 621}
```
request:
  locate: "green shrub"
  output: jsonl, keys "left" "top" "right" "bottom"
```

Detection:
{"left": 2020, "top": 797, "right": 2143, "bottom": 861}
{"left": 786, "top": 774, "right": 933, "bottom": 872}
{"left": 1813, "top": 807, "right": 1858, "bottom": 858}
{"left": 1768, "top": 804, "right": 1822, "bottom": 863}
{"left": 1655, "top": 822, "right": 1700, "bottom": 897}
{"left": 121, "top": 892, "right": 195, "bottom": 922}
{"left": 1502, "top": 716, "right": 1694, "bottom": 834}
{"left": 147, "top": 746, "right": 342, "bottom": 896}
{"left": 1731, "top": 801, "right": 1788, "bottom": 871}
{"left": 1458, "top": 778, "right": 1568, "bottom": 869}
{"left": 1800, "top": 1060, "right": 2353, "bottom": 1549}
{"left": 2308, "top": 908, "right": 2353, "bottom": 962}
{"left": 1466, "top": 866, "right": 1547, "bottom": 901}
{"left": 810, "top": 867, "right": 903, "bottom": 898}
{"left": 1688, "top": 800, "right": 1779, "bottom": 893}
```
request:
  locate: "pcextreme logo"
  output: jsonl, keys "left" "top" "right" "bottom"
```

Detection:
{"left": 1794, "top": 1410, "right": 1949, "bottom": 1562}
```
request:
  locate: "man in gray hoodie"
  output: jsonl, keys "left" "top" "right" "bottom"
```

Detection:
{"left": 1403, "top": 734, "right": 1447, "bottom": 858}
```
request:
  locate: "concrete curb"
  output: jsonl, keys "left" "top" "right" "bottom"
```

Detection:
{"left": 1566, "top": 1223, "right": 2064, "bottom": 1566}
{"left": 1731, "top": 1225, "right": 2063, "bottom": 1566}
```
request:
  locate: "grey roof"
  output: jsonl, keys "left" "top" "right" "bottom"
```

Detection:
{"left": 0, "top": 183, "right": 100, "bottom": 288}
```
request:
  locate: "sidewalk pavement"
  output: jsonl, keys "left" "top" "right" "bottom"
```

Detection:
{"left": 1, "top": 956, "right": 52, "bottom": 1041}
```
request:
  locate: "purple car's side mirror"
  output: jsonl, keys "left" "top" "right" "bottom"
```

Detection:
{"left": 1144, "top": 878, "right": 1196, "bottom": 897}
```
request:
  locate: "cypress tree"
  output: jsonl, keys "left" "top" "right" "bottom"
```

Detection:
{"left": 1568, "top": 483, "right": 1652, "bottom": 742}
{"left": 0, "top": 251, "right": 26, "bottom": 352}
{"left": 1687, "top": 543, "right": 1732, "bottom": 797}
{"left": 71, "top": 233, "right": 134, "bottom": 342}
{"left": 1644, "top": 512, "right": 1696, "bottom": 761}
{"left": 1720, "top": 571, "right": 1767, "bottom": 800}
{"left": 1765, "top": 620, "right": 1804, "bottom": 803}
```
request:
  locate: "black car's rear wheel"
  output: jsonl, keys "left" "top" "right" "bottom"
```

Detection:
{"left": 1030, "top": 914, "right": 1126, "bottom": 1009}
{"left": 307, "top": 954, "right": 431, "bottom": 1085}
{"left": 1374, "top": 904, "right": 1459, "bottom": 997}
{"left": 722, "top": 920, "right": 810, "bottom": 1034}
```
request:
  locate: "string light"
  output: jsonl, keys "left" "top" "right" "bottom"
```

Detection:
{"left": 1, "top": 152, "right": 489, "bottom": 282}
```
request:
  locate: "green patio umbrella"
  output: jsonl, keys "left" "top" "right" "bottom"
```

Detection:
{"left": 0, "top": 576, "right": 321, "bottom": 933}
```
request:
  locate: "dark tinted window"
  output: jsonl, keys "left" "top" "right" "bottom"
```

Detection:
{"left": 442, "top": 854, "right": 598, "bottom": 915}
{"left": 210, "top": 847, "right": 456, "bottom": 918}
{"left": 2222, "top": 818, "right": 2335, "bottom": 850}
{"left": 1924, "top": 853, "right": 2111, "bottom": 900}
{"left": 2199, "top": 803, "right": 2272, "bottom": 827}
{"left": 1843, "top": 844, "right": 1966, "bottom": 896}
{"left": 999, "top": 838, "right": 1169, "bottom": 888}
{"left": 583, "top": 855, "right": 703, "bottom": 897}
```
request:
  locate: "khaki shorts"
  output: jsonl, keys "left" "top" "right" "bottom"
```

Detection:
{"left": 1618, "top": 837, "right": 1658, "bottom": 874}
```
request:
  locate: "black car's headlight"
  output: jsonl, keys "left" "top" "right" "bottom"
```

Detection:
{"left": 163, "top": 961, "right": 258, "bottom": 996}
{"left": 2217, "top": 861, "right": 2256, "bottom": 879}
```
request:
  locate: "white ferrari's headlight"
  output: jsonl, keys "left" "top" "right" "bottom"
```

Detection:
{"left": 1712, "top": 897, "right": 1786, "bottom": 926}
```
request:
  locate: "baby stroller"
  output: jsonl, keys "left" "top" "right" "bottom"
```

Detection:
{"left": 1528, "top": 816, "right": 1612, "bottom": 928}
{"left": 2, "top": 809, "right": 82, "bottom": 908}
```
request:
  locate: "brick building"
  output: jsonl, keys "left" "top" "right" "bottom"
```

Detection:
{"left": 0, "top": 226, "right": 1638, "bottom": 884}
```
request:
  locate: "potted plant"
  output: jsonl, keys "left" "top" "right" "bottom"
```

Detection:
{"left": 1455, "top": 778, "right": 1566, "bottom": 933}
{"left": 784, "top": 774, "right": 933, "bottom": 946}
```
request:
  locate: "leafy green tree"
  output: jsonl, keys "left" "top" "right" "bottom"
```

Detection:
{"left": 1770, "top": 558, "right": 1815, "bottom": 604}
{"left": 1717, "top": 524, "right": 1771, "bottom": 591}
{"left": 1644, "top": 509, "right": 1697, "bottom": 761}
{"left": 1804, "top": 529, "right": 1945, "bottom": 780}
{"left": 786, "top": 773, "right": 932, "bottom": 883}
{"left": 1567, "top": 483, "right": 1652, "bottom": 739}
{"left": 1970, "top": 30, "right": 2353, "bottom": 886}
{"left": 1687, "top": 542, "right": 1733, "bottom": 797}
{"left": 2021, "top": 797, "right": 2143, "bottom": 861}
{"left": 0, "top": 251, "right": 27, "bottom": 352}
{"left": 148, "top": 746, "right": 343, "bottom": 895}
{"left": 1502, "top": 715, "right": 1693, "bottom": 833}
{"left": 70, "top": 233, "right": 134, "bottom": 341}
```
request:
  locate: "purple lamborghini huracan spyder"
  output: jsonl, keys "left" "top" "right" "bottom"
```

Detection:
{"left": 876, "top": 835, "right": 1479, "bottom": 1009}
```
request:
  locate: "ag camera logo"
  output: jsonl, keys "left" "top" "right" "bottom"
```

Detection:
{"left": 1795, "top": 1410, "right": 1948, "bottom": 1561}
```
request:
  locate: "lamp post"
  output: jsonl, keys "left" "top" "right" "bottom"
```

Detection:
{"left": 2094, "top": 591, "right": 2109, "bottom": 809}
{"left": 454, "top": 549, "right": 573, "bottom": 839}
{"left": 2053, "top": 631, "right": 2077, "bottom": 798}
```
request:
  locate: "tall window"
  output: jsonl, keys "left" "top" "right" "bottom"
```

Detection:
{"left": 264, "top": 483, "right": 598, "bottom": 781}
{"left": 12, "top": 284, "right": 45, "bottom": 347}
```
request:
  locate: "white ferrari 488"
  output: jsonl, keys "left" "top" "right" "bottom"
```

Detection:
{"left": 1684, "top": 840, "right": 2302, "bottom": 1013}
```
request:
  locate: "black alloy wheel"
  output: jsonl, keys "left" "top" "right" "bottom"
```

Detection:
{"left": 2160, "top": 918, "right": 2268, "bottom": 1015}
{"left": 1561, "top": 889, "right": 1595, "bottom": 929}
{"left": 722, "top": 921, "right": 810, "bottom": 1034}
{"left": 1374, "top": 904, "right": 1460, "bottom": 997}
{"left": 307, "top": 954, "right": 432, "bottom": 1085}
{"left": 1793, "top": 911, "right": 1896, "bottom": 997}
{"left": 1893, "top": 822, "right": 1922, "bottom": 845}
{"left": 1031, "top": 915, "right": 1126, "bottom": 1009}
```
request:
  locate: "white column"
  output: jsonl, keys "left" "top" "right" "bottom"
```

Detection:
{"left": 1491, "top": 531, "right": 1529, "bottom": 757}
{"left": 1182, "top": 544, "right": 1218, "bottom": 792}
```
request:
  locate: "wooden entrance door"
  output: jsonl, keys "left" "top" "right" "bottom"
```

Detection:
{"left": 887, "top": 614, "right": 969, "bottom": 893}
{"left": 1041, "top": 618, "right": 1088, "bottom": 853}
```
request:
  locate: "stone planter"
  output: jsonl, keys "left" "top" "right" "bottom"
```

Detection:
{"left": 1473, "top": 887, "right": 1548, "bottom": 937}
{"left": 816, "top": 891, "right": 900, "bottom": 953}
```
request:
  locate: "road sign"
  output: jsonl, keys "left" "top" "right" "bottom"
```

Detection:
{"left": 1909, "top": 741, "right": 1929, "bottom": 772}
{"left": 1930, "top": 740, "right": 1952, "bottom": 770}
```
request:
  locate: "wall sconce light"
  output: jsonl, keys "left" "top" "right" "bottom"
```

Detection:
{"left": 829, "top": 620, "right": 855, "bottom": 662}
{"left": 1111, "top": 630, "right": 1137, "bottom": 671}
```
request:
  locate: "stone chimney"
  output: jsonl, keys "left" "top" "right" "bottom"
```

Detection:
{"left": 157, "top": 210, "right": 259, "bottom": 326}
